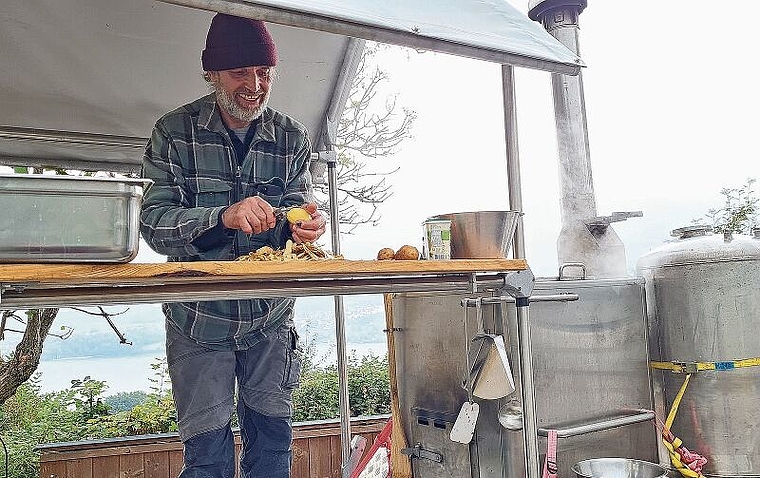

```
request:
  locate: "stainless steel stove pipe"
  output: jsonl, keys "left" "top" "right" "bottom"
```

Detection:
{"left": 528, "top": 0, "right": 627, "bottom": 278}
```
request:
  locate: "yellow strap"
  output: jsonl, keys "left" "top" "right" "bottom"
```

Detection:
{"left": 665, "top": 374, "right": 691, "bottom": 429}
{"left": 662, "top": 374, "right": 706, "bottom": 478}
{"left": 662, "top": 436, "right": 704, "bottom": 478}
{"left": 650, "top": 361, "right": 685, "bottom": 372}
{"left": 651, "top": 356, "right": 760, "bottom": 374}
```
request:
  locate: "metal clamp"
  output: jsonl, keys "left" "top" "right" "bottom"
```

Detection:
{"left": 0, "top": 283, "right": 31, "bottom": 306}
{"left": 468, "top": 273, "right": 478, "bottom": 294}
{"left": 680, "top": 361, "right": 699, "bottom": 374}
{"left": 401, "top": 443, "right": 443, "bottom": 464}
{"left": 501, "top": 269, "right": 535, "bottom": 299}
{"left": 585, "top": 211, "right": 643, "bottom": 236}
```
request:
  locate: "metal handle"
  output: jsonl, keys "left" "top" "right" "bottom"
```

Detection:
{"left": 401, "top": 443, "right": 443, "bottom": 463}
{"left": 537, "top": 410, "right": 655, "bottom": 438}
{"left": 558, "top": 263, "right": 586, "bottom": 280}
{"left": 461, "top": 294, "right": 579, "bottom": 307}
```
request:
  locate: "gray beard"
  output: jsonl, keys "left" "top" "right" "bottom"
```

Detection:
{"left": 212, "top": 81, "right": 270, "bottom": 123}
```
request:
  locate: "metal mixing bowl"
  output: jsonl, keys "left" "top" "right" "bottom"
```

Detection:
{"left": 571, "top": 458, "right": 668, "bottom": 478}
{"left": 431, "top": 210, "right": 522, "bottom": 259}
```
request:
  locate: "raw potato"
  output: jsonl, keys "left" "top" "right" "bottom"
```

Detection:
{"left": 377, "top": 247, "right": 395, "bottom": 260}
{"left": 286, "top": 207, "right": 312, "bottom": 224}
{"left": 394, "top": 245, "right": 420, "bottom": 260}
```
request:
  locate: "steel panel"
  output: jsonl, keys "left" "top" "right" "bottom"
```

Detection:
{"left": 393, "top": 278, "right": 657, "bottom": 478}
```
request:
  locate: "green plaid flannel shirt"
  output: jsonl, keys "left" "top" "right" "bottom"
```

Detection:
{"left": 140, "top": 93, "right": 313, "bottom": 350}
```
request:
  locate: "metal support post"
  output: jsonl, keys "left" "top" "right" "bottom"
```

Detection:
{"left": 516, "top": 298, "right": 540, "bottom": 478}
{"left": 502, "top": 269, "right": 540, "bottom": 478}
{"left": 324, "top": 152, "right": 352, "bottom": 465}
{"left": 502, "top": 64, "right": 526, "bottom": 260}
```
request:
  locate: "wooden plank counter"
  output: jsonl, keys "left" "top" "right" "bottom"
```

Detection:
{"left": 0, "top": 259, "right": 529, "bottom": 309}
{"left": 0, "top": 258, "right": 527, "bottom": 284}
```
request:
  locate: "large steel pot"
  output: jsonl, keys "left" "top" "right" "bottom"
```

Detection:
{"left": 430, "top": 210, "right": 521, "bottom": 258}
{"left": 637, "top": 225, "right": 760, "bottom": 477}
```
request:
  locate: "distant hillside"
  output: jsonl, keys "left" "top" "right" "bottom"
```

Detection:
{"left": 37, "top": 295, "right": 387, "bottom": 360}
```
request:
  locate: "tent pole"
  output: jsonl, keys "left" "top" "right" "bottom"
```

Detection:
{"left": 502, "top": 64, "right": 540, "bottom": 478}
{"left": 318, "top": 38, "right": 366, "bottom": 469}
{"left": 324, "top": 153, "right": 352, "bottom": 466}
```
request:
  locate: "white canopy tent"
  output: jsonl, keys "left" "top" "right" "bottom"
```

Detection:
{"left": 0, "top": 0, "right": 580, "bottom": 173}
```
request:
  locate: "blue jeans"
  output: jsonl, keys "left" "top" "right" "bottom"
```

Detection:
{"left": 180, "top": 406, "right": 292, "bottom": 478}
{"left": 166, "top": 320, "right": 302, "bottom": 478}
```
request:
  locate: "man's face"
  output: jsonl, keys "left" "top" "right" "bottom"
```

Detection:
{"left": 209, "top": 66, "right": 273, "bottom": 127}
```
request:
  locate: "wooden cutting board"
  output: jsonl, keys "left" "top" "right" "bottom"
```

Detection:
{"left": 0, "top": 259, "right": 527, "bottom": 285}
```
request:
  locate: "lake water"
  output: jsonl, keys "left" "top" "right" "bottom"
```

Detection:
{"left": 36, "top": 342, "right": 389, "bottom": 395}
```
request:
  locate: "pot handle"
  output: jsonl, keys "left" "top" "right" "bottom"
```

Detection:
{"left": 558, "top": 262, "right": 587, "bottom": 280}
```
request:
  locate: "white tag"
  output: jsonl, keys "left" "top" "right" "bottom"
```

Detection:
{"left": 449, "top": 401, "right": 479, "bottom": 444}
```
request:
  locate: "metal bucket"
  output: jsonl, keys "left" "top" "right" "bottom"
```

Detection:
{"left": 572, "top": 458, "right": 667, "bottom": 478}
{"left": 430, "top": 211, "right": 521, "bottom": 259}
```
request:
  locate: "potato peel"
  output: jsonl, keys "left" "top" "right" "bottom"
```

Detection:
{"left": 236, "top": 240, "right": 343, "bottom": 262}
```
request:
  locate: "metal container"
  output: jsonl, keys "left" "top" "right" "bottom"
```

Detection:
{"left": 637, "top": 225, "right": 760, "bottom": 477}
{"left": 392, "top": 277, "right": 656, "bottom": 478}
{"left": 572, "top": 458, "right": 667, "bottom": 478}
{"left": 0, "top": 174, "right": 150, "bottom": 263}
{"left": 431, "top": 211, "right": 521, "bottom": 258}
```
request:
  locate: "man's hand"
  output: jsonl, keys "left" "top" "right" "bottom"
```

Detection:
{"left": 291, "top": 202, "right": 327, "bottom": 244}
{"left": 221, "top": 196, "right": 276, "bottom": 235}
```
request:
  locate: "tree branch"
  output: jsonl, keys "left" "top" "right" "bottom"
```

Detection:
{"left": 69, "top": 306, "right": 133, "bottom": 345}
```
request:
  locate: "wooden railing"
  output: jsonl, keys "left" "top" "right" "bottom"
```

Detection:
{"left": 38, "top": 415, "right": 388, "bottom": 478}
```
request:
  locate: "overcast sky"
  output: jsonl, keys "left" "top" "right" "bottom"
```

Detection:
{"left": 332, "top": 0, "right": 760, "bottom": 276}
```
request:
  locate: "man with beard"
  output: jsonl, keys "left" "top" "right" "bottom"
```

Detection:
{"left": 140, "top": 13, "right": 326, "bottom": 478}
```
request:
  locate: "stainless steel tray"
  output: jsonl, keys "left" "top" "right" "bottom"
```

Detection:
{"left": 0, "top": 174, "right": 151, "bottom": 263}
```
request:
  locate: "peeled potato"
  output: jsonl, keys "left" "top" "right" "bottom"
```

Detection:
{"left": 394, "top": 245, "right": 420, "bottom": 260}
{"left": 377, "top": 248, "right": 395, "bottom": 260}
{"left": 286, "top": 207, "right": 312, "bottom": 224}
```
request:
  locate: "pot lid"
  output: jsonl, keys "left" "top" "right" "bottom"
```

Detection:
{"left": 637, "top": 224, "right": 760, "bottom": 269}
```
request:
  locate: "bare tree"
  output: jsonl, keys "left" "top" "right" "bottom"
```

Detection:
{"left": 314, "top": 44, "right": 416, "bottom": 232}
{"left": 0, "top": 309, "right": 59, "bottom": 403}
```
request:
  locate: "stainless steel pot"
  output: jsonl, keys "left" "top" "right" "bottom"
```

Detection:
{"left": 637, "top": 225, "right": 760, "bottom": 477}
{"left": 0, "top": 174, "right": 150, "bottom": 262}
{"left": 430, "top": 210, "right": 521, "bottom": 258}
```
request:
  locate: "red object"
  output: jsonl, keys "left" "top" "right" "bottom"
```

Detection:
{"left": 350, "top": 417, "right": 394, "bottom": 478}
{"left": 677, "top": 446, "right": 707, "bottom": 473}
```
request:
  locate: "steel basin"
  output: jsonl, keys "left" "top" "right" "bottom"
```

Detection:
{"left": 431, "top": 210, "right": 521, "bottom": 258}
{"left": 572, "top": 458, "right": 667, "bottom": 478}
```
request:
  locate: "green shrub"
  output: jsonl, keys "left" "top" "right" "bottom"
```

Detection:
{"left": 292, "top": 352, "right": 390, "bottom": 421}
{"left": 84, "top": 394, "right": 177, "bottom": 438}
{"left": 2, "top": 352, "right": 390, "bottom": 478}
{"left": 103, "top": 391, "right": 149, "bottom": 412}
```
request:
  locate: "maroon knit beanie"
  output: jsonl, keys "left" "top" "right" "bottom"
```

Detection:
{"left": 202, "top": 14, "right": 278, "bottom": 71}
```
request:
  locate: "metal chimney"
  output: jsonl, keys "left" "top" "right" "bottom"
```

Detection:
{"left": 528, "top": 0, "right": 638, "bottom": 278}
